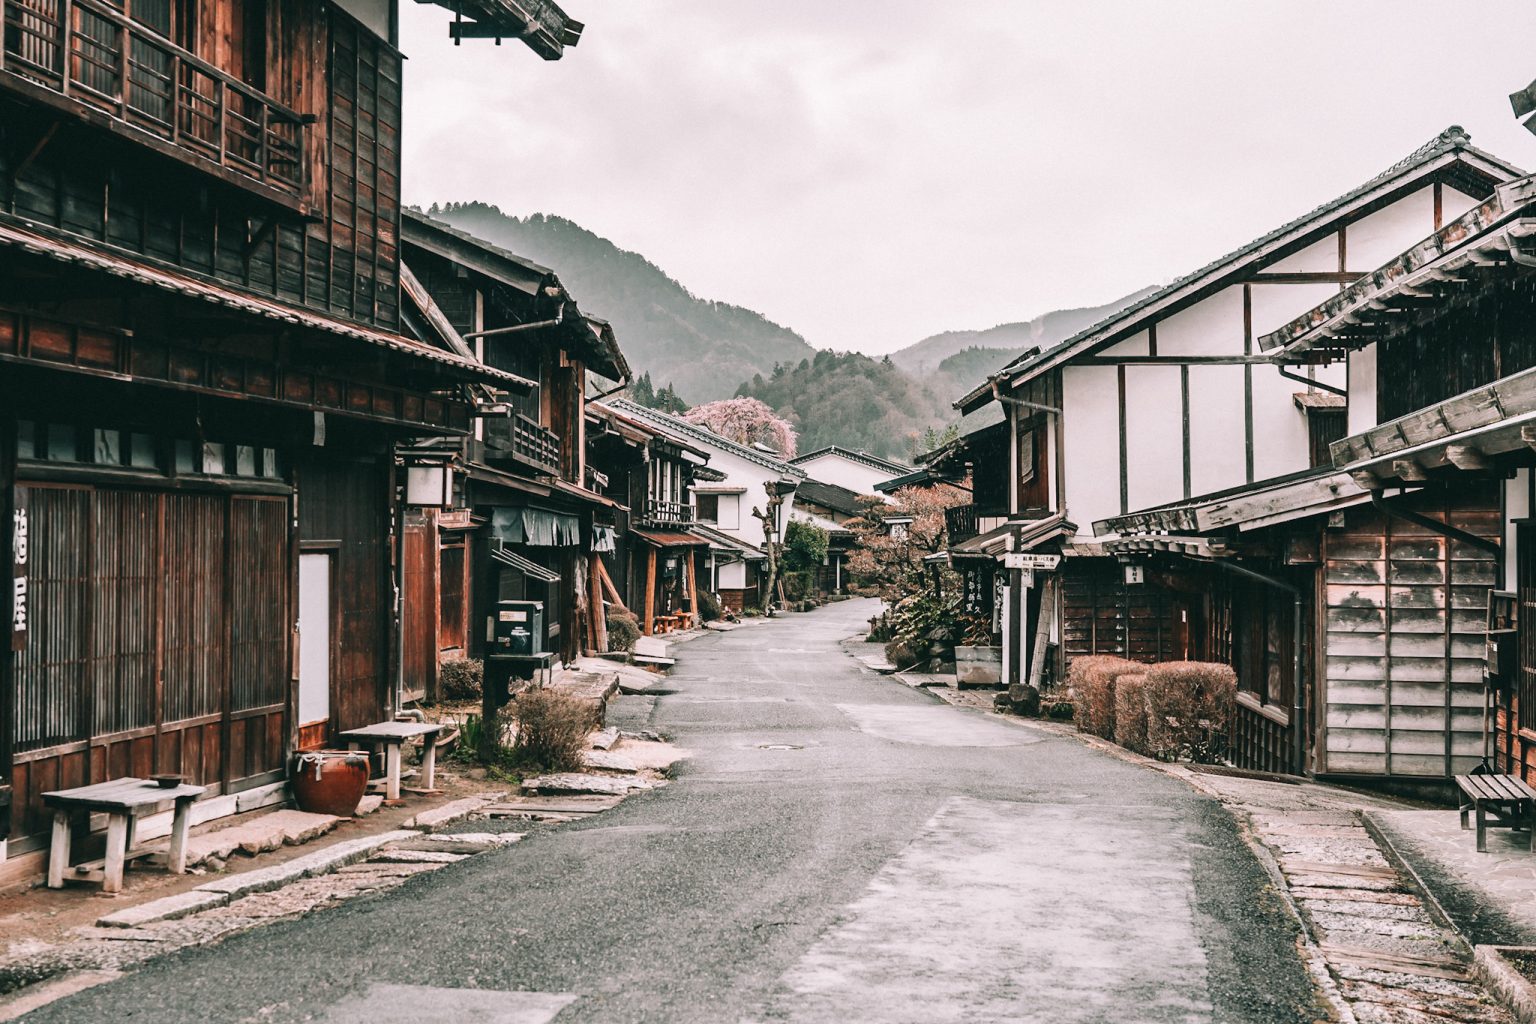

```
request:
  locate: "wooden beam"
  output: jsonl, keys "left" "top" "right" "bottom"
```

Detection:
{"left": 1392, "top": 459, "right": 1428, "bottom": 482}
{"left": 1445, "top": 445, "right": 1490, "bottom": 471}
{"left": 1349, "top": 470, "right": 1382, "bottom": 491}
{"left": 684, "top": 551, "right": 700, "bottom": 628}
{"left": 590, "top": 558, "right": 608, "bottom": 653}
{"left": 595, "top": 557, "right": 625, "bottom": 610}
{"left": 642, "top": 547, "right": 657, "bottom": 636}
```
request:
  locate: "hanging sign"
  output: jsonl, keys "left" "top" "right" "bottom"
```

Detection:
{"left": 962, "top": 566, "right": 992, "bottom": 617}
{"left": 11, "top": 489, "right": 28, "bottom": 651}
{"left": 1003, "top": 552, "right": 1060, "bottom": 571}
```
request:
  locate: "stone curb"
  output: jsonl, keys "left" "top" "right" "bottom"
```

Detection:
{"left": 403, "top": 792, "right": 507, "bottom": 830}
{"left": 1358, "top": 810, "right": 1473, "bottom": 957}
{"left": 191, "top": 830, "right": 418, "bottom": 898}
{"left": 1474, "top": 946, "right": 1536, "bottom": 1024}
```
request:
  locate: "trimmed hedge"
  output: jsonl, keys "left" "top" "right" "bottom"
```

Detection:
{"left": 1112, "top": 673, "right": 1150, "bottom": 755}
{"left": 1068, "top": 654, "right": 1141, "bottom": 740}
{"left": 1143, "top": 661, "right": 1238, "bottom": 761}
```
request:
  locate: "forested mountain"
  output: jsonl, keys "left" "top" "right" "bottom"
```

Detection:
{"left": 417, "top": 202, "right": 1152, "bottom": 456}
{"left": 734, "top": 351, "right": 951, "bottom": 462}
{"left": 423, "top": 203, "right": 815, "bottom": 402}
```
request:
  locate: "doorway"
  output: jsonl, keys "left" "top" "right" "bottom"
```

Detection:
{"left": 298, "top": 552, "right": 333, "bottom": 745}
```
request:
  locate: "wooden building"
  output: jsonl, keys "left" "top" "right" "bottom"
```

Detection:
{"left": 609, "top": 399, "right": 804, "bottom": 612}
{"left": 397, "top": 212, "right": 628, "bottom": 697}
{"left": 0, "top": 0, "right": 576, "bottom": 856}
{"left": 790, "top": 479, "right": 865, "bottom": 597}
{"left": 586, "top": 400, "right": 714, "bottom": 635}
{"left": 943, "top": 127, "right": 1521, "bottom": 713}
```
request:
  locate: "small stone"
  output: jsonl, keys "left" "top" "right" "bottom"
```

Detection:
{"left": 468, "top": 768, "right": 488, "bottom": 781}
{"left": 205, "top": 856, "right": 226, "bottom": 873}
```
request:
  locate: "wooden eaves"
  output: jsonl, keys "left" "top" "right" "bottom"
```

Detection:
{"left": 0, "top": 219, "right": 530, "bottom": 390}
{"left": 1261, "top": 176, "right": 1536, "bottom": 358}
{"left": 1331, "top": 362, "right": 1536, "bottom": 488}
{"left": 1095, "top": 467, "right": 1367, "bottom": 537}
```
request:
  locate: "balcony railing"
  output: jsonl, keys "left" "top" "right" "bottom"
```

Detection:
{"left": 483, "top": 412, "right": 561, "bottom": 475}
{"left": 0, "top": 0, "right": 308, "bottom": 199}
{"left": 641, "top": 499, "right": 694, "bottom": 528}
{"left": 945, "top": 503, "right": 978, "bottom": 544}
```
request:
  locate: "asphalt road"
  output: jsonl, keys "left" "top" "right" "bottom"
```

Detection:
{"left": 24, "top": 598, "right": 1318, "bottom": 1024}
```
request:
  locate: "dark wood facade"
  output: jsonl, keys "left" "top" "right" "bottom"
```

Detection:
{"left": 0, "top": 0, "right": 522, "bottom": 855}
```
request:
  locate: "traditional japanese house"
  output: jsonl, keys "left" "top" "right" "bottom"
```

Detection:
{"left": 789, "top": 447, "right": 908, "bottom": 499}
{"left": 609, "top": 399, "right": 803, "bottom": 612}
{"left": 397, "top": 212, "right": 628, "bottom": 697}
{"left": 0, "top": 0, "right": 582, "bottom": 863}
{"left": 945, "top": 127, "right": 1522, "bottom": 710}
{"left": 790, "top": 479, "right": 864, "bottom": 596}
{"left": 585, "top": 400, "right": 714, "bottom": 635}
{"left": 1220, "top": 172, "right": 1536, "bottom": 787}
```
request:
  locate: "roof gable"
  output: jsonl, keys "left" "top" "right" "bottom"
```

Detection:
{"left": 790, "top": 446, "right": 910, "bottom": 476}
{"left": 958, "top": 127, "right": 1523, "bottom": 412}
{"left": 610, "top": 399, "right": 806, "bottom": 479}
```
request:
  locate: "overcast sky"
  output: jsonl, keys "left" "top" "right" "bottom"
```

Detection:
{"left": 399, "top": 2, "right": 1536, "bottom": 355}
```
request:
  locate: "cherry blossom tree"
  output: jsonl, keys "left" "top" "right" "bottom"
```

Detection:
{"left": 683, "top": 398, "right": 798, "bottom": 459}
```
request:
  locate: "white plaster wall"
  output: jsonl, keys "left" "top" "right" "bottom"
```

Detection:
{"left": 1249, "top": 282, "right": 1347, "bottom": 338}
{"left": 792, "top": 453, "right": 897, "bottom": 496}
{"left": 1061, "top": 365, "right": 1122, "bottom": 536}
{"left": 1250, "top": 365, "right": 1313, "bottom": 481}
{"left": 718, "top": 561, "right": 747, "bottom": 589}
{"left": 1100, "top": 330, "right": 1149, "bottom": 357}
{"left": 685, "top": 444, "right": 793, "bottom": 549}
{"left": 1154, "top": 285, "right": 1243, "bottom": 357}
{"left": 1348, "top": 346, "right": 1378, "bottom": 436}
{"left": 1344, "top": 188, "right": 1435, "bottom": 270}
{"left": 1507, "top": 469, "right": 1530, "bottom": 591}
{"left": 1264, "top": 233, "right": 1340, "bottom": 274}
{"left": 1187, "top": 364, "right": 1248, "bottom": 497}
{"left": 1442, "top": 185, "right": 1486, "bottom": 225}
{"left": 1123, "top": 365, "right": 1184, "bottom": 514}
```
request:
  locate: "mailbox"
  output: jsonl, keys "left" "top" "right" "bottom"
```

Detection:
{"left": 487, "top": 600, "right": 544, "bottom": 656}
{"left": 1487, "top": 629, "right": 1518, "bottom": 692}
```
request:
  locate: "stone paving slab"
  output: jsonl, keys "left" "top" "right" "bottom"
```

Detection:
{"left": 520, "top": 773, "right": 656, "bottom": 796}
{"left": 192, "top": 830, "right": 417, "bottom": 897}
{"left": 403, "top": 792, "right": 507, "bottom": 829}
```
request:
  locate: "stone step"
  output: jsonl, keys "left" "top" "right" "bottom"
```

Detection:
{"left": 145, "top": 809, "right": 339, "bottom": 866}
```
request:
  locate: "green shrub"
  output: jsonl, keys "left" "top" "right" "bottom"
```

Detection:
{"left": 698, "top": 589, "right": 725, "bottom": 622}
{"left": 1143, "top": 661, "right": 1238, "bottom": 762}
{"left": 783, "top": 520, "right": 829, "bottom": 574}
{"left": 509, "top": 688, "right": 590, "bottom": 771}
{"left": 439, "top": 658, "right": 483, "bottom": 701}
{"left": 1047, "top": 700, "right": 1075, "bottom": 721}
{"left": 1112, "top": 673, "right": 1150, "bottom": 755}
{"left": 783, "top": 570, "right": 816, "bottom": 602}
{"left": 1068, "top": 654, "right": 1141, "bottom": 740}
{"left": 606, "top": 608, "right": 641, "bottom": 653}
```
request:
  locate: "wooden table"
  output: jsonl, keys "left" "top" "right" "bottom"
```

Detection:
{"left": 1454, "top": 773, "right": 1536, "bottom": 852}
{"left": 42, "top": 778, "right": 207, "bottom": 893}
{"left": 338, "top": 721, "right": 445, "bottom": 802}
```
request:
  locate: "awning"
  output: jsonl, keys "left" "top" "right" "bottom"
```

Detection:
{"left": 946, "top": 513, "right": 1076, "bottom": 564}
{"left": 1097, "top": 468, "right": 1367, "bottom": 537}
{"left": 688, "top": 523, "right": 766, "bottom": 561}
{"left": 491, "top": 545, "right": 560, "bottom": 584}
{"left": 632, "top": 528, "right": 708, "bottom": 549}
{"left": 491, "top": 507, "right": 581, "bottom": 546}
{"left": 0, "top": 221, "right": 531, "bottom": 389}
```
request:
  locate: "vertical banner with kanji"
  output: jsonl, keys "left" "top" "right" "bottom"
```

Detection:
{"left": 11, "top": 488, "right": 27, "bottom": 652}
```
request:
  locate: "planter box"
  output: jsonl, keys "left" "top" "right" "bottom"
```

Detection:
{"left": 955, "top": 645, "right": 1003, "bottom": 688}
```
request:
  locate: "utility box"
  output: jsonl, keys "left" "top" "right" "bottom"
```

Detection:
{"left": 487, "top": 600, "right": 544, "bottom": 656}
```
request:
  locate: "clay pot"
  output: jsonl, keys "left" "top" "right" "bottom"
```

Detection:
{"left": 291, "top": 750, "right": 371, "bottom": 816}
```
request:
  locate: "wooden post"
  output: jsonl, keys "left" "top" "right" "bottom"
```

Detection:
{"left": 419, "top": 738, "right": 438, "bottom": 793}
{"left": 1027, "top": 574, "right": 1057, "bottom": 690}
{"left": 684, "top": 550, "right": 700, "bottom": 627}
{"left": 591, "top": 558, "right": 609, "bottom": 652}
{"left": 47, "top": 810, "right": 71, "bottom": 889}
{"left": 384, "top": 742, "right": 401, "bottom": 802}
{"left": 1007, "top": 568, "right": 1025, "bottom": 688}
{"left": 643, "top": 547, "right": 657, "bottom": 635}
{"left": 103, "top": 813, "right": 129, "bottom": 894}
{"left": 168, "top": 797, "right": 192, "bottom": 874}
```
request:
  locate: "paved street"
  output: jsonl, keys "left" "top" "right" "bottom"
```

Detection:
{"left": 22, "top": 598, "right": 1317, "bottom": 1024}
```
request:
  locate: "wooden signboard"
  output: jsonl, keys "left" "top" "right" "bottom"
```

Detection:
{"left": 11, "top": 488, "right": 26, "bottom": 651}
{"left": 1003, "top": 552, "right": 1061, "bottom": 571}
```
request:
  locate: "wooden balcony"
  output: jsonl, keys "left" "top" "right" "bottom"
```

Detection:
{"left": 945, "top": 503, "right": 978, "bottom": 544}
{"left": 482, "top": 413, "right": 561, "bottom": 476}
{"left": 640, "top": 499, "right": 694, "bottom": 528}
{"left": 0, "top": 0, "right": 309, "bottom": 207}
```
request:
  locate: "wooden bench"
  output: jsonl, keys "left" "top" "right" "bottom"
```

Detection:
{"left": 43, "top": 778, "right": 207, "bottom": 893}
{"left": 1454, "top": 773, "right": 1536, "bottom": 853}
{"left": 338, "top": 721, "right": 444, "bottom": 803}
